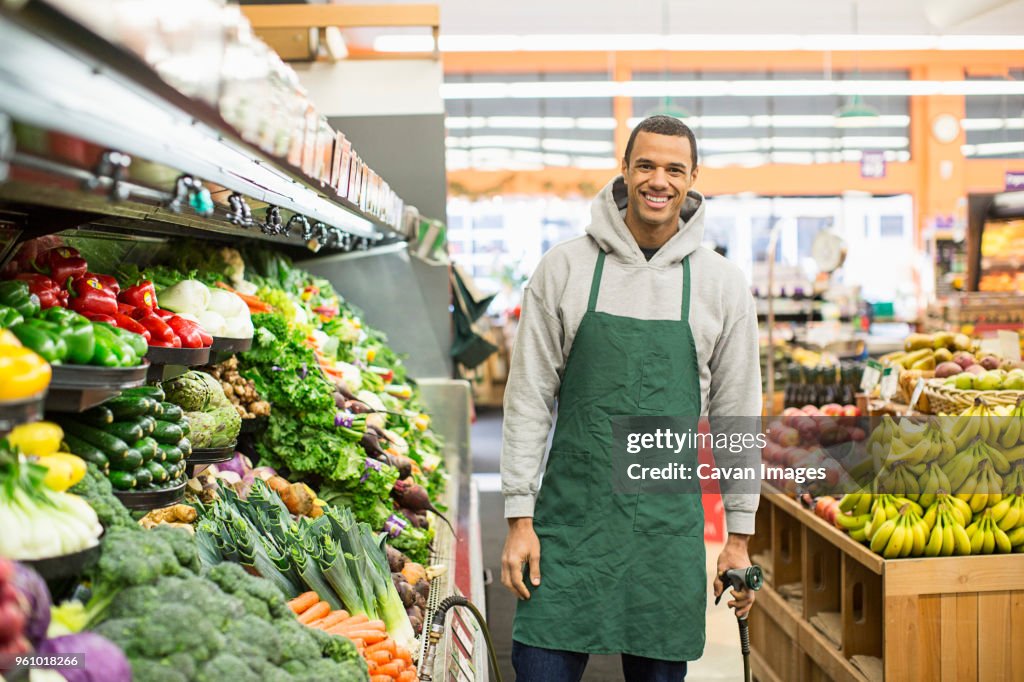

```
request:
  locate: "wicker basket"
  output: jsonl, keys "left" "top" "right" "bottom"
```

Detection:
{"left": 923, "top": 378, "right": 1024, "bottom": 414}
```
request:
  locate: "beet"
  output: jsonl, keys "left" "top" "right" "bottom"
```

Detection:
{"left": 392, "top": 479, "right": 453, "bottom": 531}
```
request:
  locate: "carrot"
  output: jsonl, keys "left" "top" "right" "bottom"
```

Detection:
{"left": 213, "top": 281, "right": 272, "bottom": 312}
{"left": 394, "top": 646, "right": 412, "bottom": 663}
{"left": 349, "top": 638, "right": 365, "bottom": 649}
{"left": 397, "top": 671, "right": 418, "bottom": 682}
{"left": 366, "top": 638, "right": 397, "bottom": 655}
{"left": 338, "top": 619, "right": 385, "bottom": 633}
{"left": 370, "top": 676, "right": 393, "bottom": 682}
{"left": 340, "top": 630, "right": 387, "bottom": 645}
{"left": 375, "top": 661, "right": 406, "bottom": 677}
{"left": 366, "top": 650, "right": 393, "bottom": 666}
{"left": 297, "top": 601, "right": 331, "bottom": 624}
{"left": 288, "top": 591, "right": 319, "bottom": 614}
{"left": 315, "top": 610, "right": 351, "bottom": 629}
{"left": 337, "top": 613, "right": 369, "bottom": 628}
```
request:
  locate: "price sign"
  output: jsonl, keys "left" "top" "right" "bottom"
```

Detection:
{"left": 861, "top": 360, "right": 883, "bottom": 392}
{"left": 879, "top": 366, "right": 899, "bottom": 401}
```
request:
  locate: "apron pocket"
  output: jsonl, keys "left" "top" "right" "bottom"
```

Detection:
{"left": 638, "top": 352, "right": 671, "bottom": 410}
{"left": 633, "top": 488, "right": 703, "bottom": 537}
{"left": 534, "top": 450, "right": 590, "bottom": 527}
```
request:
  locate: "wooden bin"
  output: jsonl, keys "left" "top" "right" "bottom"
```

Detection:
{"left": 748, "top": 489, "right": 1024, "bottom": 682}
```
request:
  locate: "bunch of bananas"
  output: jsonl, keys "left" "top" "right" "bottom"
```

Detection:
{"left": 887, "top": 418, "right": 956, "bottom": 466}
{"left": 942, "top": 438, "right": 1009, "bottom": 494}
{"left": 869, "top": 502, "right": 930, "bottom": 558}
{"left": 917, "top": 461, "right": 953, "bottom": 508}
{"left": 949, "top": 398, "right": 1018, "bottom": 450}
{"left": 966, "top": 508, "right": 1013, "bottom": 554}
{"left": 955, "top": 458, "right": 1005, "bottom": 513}
{"left": 997, "top": 397, "right": 1024, "bottom": 454}
{"left": 923, "top": 498, "right": 972, "bottom": 556}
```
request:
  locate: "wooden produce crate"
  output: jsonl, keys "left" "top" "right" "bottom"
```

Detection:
{"left": 748, "top": 488, "right": 1024, "bottom": 682}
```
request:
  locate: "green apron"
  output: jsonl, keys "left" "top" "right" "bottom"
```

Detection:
{"left": 513, "top": 249, "right": 706, "bottom": 662}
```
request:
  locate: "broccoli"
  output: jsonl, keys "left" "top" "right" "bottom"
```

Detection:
{"left": 223, "top": 615, "right": 284, "bottom": 665}
{"left": 275, "top": 619, "right": 322, "bottom": 664}
{"left": 203, "top": 562, "right": 292, "bottom": 621}
{"left": 68, "top": 462, "right": 136, "bottom": 530}
{"left": 307, "top": 627, "right": 363, "bottom": 667}
{"left": 151, "top": 525, "right": 201, "bottom": 573}
{"left": 196, "top": 653, "right": 262, "bottom": 682}
{"left": 128, "top": 659, "right": 190, "bottom": 682}
{"left": 94, "top": 603, "right": 226, "bottom": 663}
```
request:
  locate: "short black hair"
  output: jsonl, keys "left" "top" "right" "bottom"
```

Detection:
{"left": 623, "top": 115, "right": 698, "bottom": 170}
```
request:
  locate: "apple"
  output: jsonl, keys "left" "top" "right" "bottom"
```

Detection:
{"left": 952, "top": 351, "right": 975, "bottom": 370}
{"left": 849, "top": 426, "right": 867, "bottom": 442}
{"left": 802, "top": 405, "right": 822, "bottom": 416}
{"left": 840, "top": 404, "right": 862, "bottom": 426}
{"left": 980, "top": 355, "right": 1002, "bottom": 371}
{"left": 820, "top": 403, "right": 844, "bottom": 417}
{"left": 777, "top": 426, "right": 800, "bottom": 447}
{"left": 815, "top": 496, "right": 836, "bottom": 519}
{"left": 762, "top": 441, "right": 781, "bottom": 464}
{"left": 782, "top": 407, "right": 805, "bottom": 428}
{"left": 795, "top": 416, "right": 820, "bottom": 443}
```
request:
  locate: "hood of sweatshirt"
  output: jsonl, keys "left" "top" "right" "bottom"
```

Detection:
{"left": 585, "top": 175, "right": 706, "bottom": 267}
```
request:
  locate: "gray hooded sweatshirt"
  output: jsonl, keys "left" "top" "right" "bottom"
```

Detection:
{"left": 501, "top": 176, "right": 762, "bottom": 535}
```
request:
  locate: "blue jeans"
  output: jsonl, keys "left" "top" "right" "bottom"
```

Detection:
{"left": 512, "top": 640, "right": 687, "bottom": 682}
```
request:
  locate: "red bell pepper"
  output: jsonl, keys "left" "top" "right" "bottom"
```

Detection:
{"left": 87, "top": 272, "right": 120, "bottom": 296}
{"left": 32, "top": 247, "right": 88, "bottom": 285}
{"left": 133, "top": 310, "right": 180, "bottom": 348}
{"left": 151, "top": 308, "right": 175, "bottom": 320}
{"left": 117, "top": 302, "right": 136, "bottom": 316}
{"left": 84, "top": 313, "right": 116, "bottom": 325}
{"left": 113, "top": 313, "right": 152, "bottom": 342}
{"left": 14, "top": 273, "right": 67, "bottom": 309}
{"left": 119, "top": 281, "right": 157, "bottom": 310}
{"left": 68, "top": 274, "right": 118, "bottom": 317}
{"left": 166, "top": 316, "right": 206, "bottom": 348}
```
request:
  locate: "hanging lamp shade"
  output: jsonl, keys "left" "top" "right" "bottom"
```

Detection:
{"left": 834, "top": 94, "right": 880, "bottom": 127}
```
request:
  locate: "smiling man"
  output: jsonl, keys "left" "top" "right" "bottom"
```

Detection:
{"left": 500, "top": 116, "right": 762, "bottom": 681}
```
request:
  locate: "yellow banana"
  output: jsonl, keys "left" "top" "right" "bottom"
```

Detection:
{"left": 999, "top": 416, "right": 1022, "bottom": 450}
{"left": 855, "top": 493, "right": 873, "bottom": 517}
{"left": 925, "top": 521, "right": 944, "bottom": 556}
{"left": 970, "top": 522, "right": 986, "bottom": 554}
{"left": 911, "top": 519, "right": 927, "bottom": 556}
{"left": 953, "top": 523, "right": 972, "bottom": 555}
{"left": 897, "top": 419, "right": 928, "bottom": 447}
{"left": 953, "top": 418, "right": 981, "bottom": 450}
{"left": 982, "top": 520, "right": 996, "bottom": 554}
{"left": 941, "top": 519, "right": 955, "bottom": 556}
{"left": 947, "top": 495, "right": 973, "bottom": 526}
{"left": 994, "top": 524, "right": 1013, "bottom": 553}
{"left": 923, "top": 503, "right": 938, "bottom": 530}
{"left": 883, "top": 522, "right": 906, "bottom": 559}
{"left": 836, "top": 512, "right": 871, "bottom": 531}
{"left": 991, "top": 496, "right": 1013, "bottom": 523}
{"left": 870, "top": 518, "right": 897, "bottom": 553}
{"left": 1007, "top": 526, "right": 1024, "bottom": 548}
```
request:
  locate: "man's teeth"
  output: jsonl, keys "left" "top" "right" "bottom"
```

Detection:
{"left": 643, "top": 193, "right": 669, "bottom": 204}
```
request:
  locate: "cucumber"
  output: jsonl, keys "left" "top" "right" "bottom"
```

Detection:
{"left": 146, "top": 460, "right": 169, "bottom": 484}
{"left": 109, "top": 448, "right": 143, "bottom": 472}
{"left": 121, "top": 385, "right": 165, "bottom": 401}
{"left": 177, "top": 417, "right": 191, "bottom": 438}
{"left": 62, "top": 434, "right": 109, "bottom": 470}
{"left": 159, "top": 402, "right": 183, "bottom": 422}
{"left": 158, "top": 443, "right": 182, "bottom": 465}
{"left": 134, "top": 465, "right": 153, "bottom": 487}
{"left": 102, "top": 395, "right": 154, "bottom": 420}
{"left": 105, "top": 420, "right": 145, "bottom": 443}
{"left": 79, "top": 405, "right": 115, "bottom": 427}
{"left": 176, "top": 437, "right": 192, "bottom": 458}
{"left": 149, "top": 400, "right": 164, "bottom": 417}
{"left": 138, "top": 416, "right": 156, "bottom": 437}
{"left": 152, "top": 420, "right": 184, "bottom": 444}
{"left": 59, "top": 420, "right": 129, "bottom": 458}
{"left": 133, "top": 437, "right": 158, "bottom": 463}
{"left": 108, "top": 470, "right": 137, "bottom": 490}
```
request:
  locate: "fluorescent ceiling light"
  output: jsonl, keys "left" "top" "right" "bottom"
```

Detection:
{"left": 540, "top": 138, "right": 615, "bottom": 153}
{"left": 962, "top": 141, "right": 1024, "bottom": 156}
{"left": 626, "top": 114, "right": 910, "bottom": 129}
{"left": 377, "top": 33, "right": 1024, "bottom": 53}
{"left": 961, "top": 118, "right": 1024, "bottom": 131}
{"left": 441, "top": 79, "right": 1024, "bottom": 100}
{"left": 446, "top": 116, "right": 617, "bottom": 130}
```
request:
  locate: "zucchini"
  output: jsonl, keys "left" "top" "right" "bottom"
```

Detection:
{"left": 102, "top": 395, "right": 153, "bottom": 420}
{"left": 121, "top": 385, "right": 165, "bottom": 401}
{"left": 152, "top": 420, "right": 184, "bottom": 444}
{"left": 134, "top": 465, "right": 153, "bottom": 487}
{"left": 146, "top": 460, "right": 169, "bottom": 484}
{"left": 177, "top": 417, "right": 191, "bottom": 438}
{"left": 158, "top": 443, "right": 182, "bottom": 465}
{"left": 59, "top": 420, "right": 129, "bottom": 458}
{"left": 79, "top": 405, "right": 115, "bottom": 427}
{"left": 159, "top": 402, "right": 183, "bottom": 422}
{"left": 138, "top": 416, "right": 156, "bottom": 437}
{"left": 109, "top": 448, "right": 143, "bottom": 472}
{"left": 176, "top": 437, "right": 192, "bottom": 458}
{"left": 133, "top": 437, "right": 158, "bottom": 463}
{"left": 62, "top": 434, "right": 109, "bottom": 470}
{"left": 108, "top": 470, "right": 137, "bottom": 490}
{"left": 105, "top": 420, "right": 145, "bottom": 443}
{"left": 149, "top": 400, "right": 164, "bottom": 417}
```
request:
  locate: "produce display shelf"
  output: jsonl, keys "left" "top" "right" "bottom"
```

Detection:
{"left": 209, "top": 337, "right": 253, "bottom": 354}
{"left": 0, "top": 391, "right": 46, "bottom": 433}
{"left": 49, "top": 362, "right": 149, "bottom": 391}
{"left": 749, "top": 490, "right": 1024, "bottom": 681}
{"left": 112, "top": 480, "right": 186, "bottom": 511}
{"left": 22, "top": 542, "right": 102, "bottom": 601}
{"left": 145, "top": 345, "right": 212, "bottom": 367}
{"left": 186, "top": 443, "right": 236, "bottom": 477}
{"left": 0, "top": 4, "right": 398, "bottom": 247}
{"left": 45, "top": 387, "right": 122, "bottom": 413}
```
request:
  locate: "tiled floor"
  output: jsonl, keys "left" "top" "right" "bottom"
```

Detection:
{"left": 473, "top": 409, "right": 747, "bottom": 681}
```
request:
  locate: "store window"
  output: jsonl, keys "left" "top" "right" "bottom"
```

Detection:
{"left": 879, "top": 215, "right": 904, "bottom": 238}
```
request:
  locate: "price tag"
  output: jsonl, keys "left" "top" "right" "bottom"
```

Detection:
{"left": 909, "top": 378, "right": 927, "bottom": 411}
{"left": 860, "top": 360, "right": 883, "bottom": 392}
{"left": 998, "top": 330, "right": 1022, "bottom": 363}
{"left": 880, "top": 366, "right": 899, "bottom": 401}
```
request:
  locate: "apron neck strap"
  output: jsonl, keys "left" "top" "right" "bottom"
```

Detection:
{"left": 681, "top": 256, "right": 691, "bottom": 318}
{"left": 587, "top": 250, "right": 606, "bottom": 312}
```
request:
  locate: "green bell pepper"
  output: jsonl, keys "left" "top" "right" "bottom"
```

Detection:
{"left": 104, "top": 323, "right": 147, "bottom": 360}
{"left": 0, "top": 305, "right": 24, "bottom": 328}
{"left": 38, "top": 307, "right": 95, "bottom": 365}
{"left": 9, "top": 320, "right": 67, "bottom": 363}
{"left": 92, "top": 323, "right": 134, "bottom": 367}
{"left": 0, "top": 281, "right": 40, "bottom": 319}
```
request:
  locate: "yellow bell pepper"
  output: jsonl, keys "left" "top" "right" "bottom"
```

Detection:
{"left": 8, "top": 421, "right": 64, "bottom": 456}
{"left": 0, "top": 345, "right": 51, "bottom": 401}
{"left": 0, "top": 329, "right": 21, "bottom": 346}
{"left": 34, "top": 452, "right": 87, "bottom": 491}
{"left": 413, "top": 413, "right": 431, "bottom": 431}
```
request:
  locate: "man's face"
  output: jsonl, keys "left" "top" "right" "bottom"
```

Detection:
{"left": 621, "top": 131, "right": 699, "bottom": 232}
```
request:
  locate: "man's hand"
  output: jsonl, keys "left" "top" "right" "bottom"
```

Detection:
{"left": 501, "top": 517, "right": 541, "bottom": 600}
{"left": 714, "top": 534, "right": 755, "bottom": 619}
